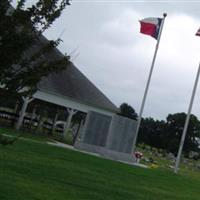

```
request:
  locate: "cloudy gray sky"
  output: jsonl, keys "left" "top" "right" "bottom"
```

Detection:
{"left": 42, "top": 0, "right": 200, "bottom": 120}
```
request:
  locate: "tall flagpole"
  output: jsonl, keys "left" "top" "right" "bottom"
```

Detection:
{"left": 132, "top": 13, "right": 167, "bottom": 153}
{"left": 174, "top": 63, "right": 200, "bottom": 173}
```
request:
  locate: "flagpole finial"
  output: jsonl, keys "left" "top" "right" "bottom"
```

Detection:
{"left": 163, "top": 13, "right": 167, "bottom": 18}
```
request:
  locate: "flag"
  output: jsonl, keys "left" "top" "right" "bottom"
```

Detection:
{"left": 139, "top": 17, "right": 163, "bottom": 40}
{"left": 196, "top": 28, "right": 200, "bottom": 36}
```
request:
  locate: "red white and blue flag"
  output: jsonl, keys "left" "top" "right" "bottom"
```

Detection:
{"left": 139, "top": 17, "right": 163, "bottom": 40}
{"left": 195, "top": 28, "right": 200, "bottom": 36}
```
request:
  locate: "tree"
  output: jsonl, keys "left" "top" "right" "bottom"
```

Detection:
{"left": 165, "top": 113, "right": 200, "bottom": 155}
{"left": 0, "top": 0, "right": 71, "bottom": 96}
{"left": 138, "top": 117, "right": 166, "bottom": 149}
{"left": 0, "top": 0, "right": 72, "bottom": 143}
{"left": 119, "top": 103, "right": 138, "bottom": 120}
{"left": 138, "top": 113, "right": 200, "bottom": 155}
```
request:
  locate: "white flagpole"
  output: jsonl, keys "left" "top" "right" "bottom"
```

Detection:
{"left": 174, "top": 63, "right": 200, "bottom": 173}
{"left": 132, "top": 13, "right": 167, "bottom": 153}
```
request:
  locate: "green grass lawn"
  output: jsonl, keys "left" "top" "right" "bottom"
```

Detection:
{"left": 1, "top": 127, "right": 200, "bottom": 200}
{"left": 0, "top": 126, "right": 50, "bottom": 142}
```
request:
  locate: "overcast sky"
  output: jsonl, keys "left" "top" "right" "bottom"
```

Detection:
{"left": 41, "top": 0, "right": 200, "bottom": 120}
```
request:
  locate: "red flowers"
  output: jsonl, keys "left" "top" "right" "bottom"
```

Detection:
{"left": 134, "top": 151, "right": 143, "bottom": 163}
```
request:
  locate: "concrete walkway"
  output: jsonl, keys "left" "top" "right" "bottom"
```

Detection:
{"left": 47, "top": 140, "right": 148, "bottom": 169}
{"left": 47, "top": 141, "right": 102, "bottom": 157}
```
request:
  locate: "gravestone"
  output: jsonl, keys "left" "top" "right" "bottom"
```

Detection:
{"left": 81, "top": 111, "right": 112, "bottom": 146}
{"left": 106, "top": 115, "right": 137, "bottom": 153}
{"left": 75, "top": 111, "right": 137, "bottom": 163}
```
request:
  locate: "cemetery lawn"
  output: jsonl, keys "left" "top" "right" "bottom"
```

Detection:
{"left": 0, "top": 128, "right": 200, "bottom": 200}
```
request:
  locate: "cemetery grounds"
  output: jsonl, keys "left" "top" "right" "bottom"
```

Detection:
{"left": 0, "top": 127, "right": 200, "bottom": 200}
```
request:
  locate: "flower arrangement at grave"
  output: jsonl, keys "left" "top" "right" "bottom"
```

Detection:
{"left": 134, "top": 151, "right": 143, "bottom": 163}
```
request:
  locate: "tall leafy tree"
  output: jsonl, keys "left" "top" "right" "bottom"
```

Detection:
{"left": 119, "top": 103, "right": 138, "bottom": 120}
{"left": 138, "top": 117, "right": 166, "bottom": 149}
{"left": 0, "top": 0, "right": 71, "bottom": 96}
{"left": 138, "top": 113, "right": 200, "bottom": 155}
{"left": 0, "top": 0, "right": 71, "bottom": 144}
{"left": 165, "top": 113, "right": 200, "bottom": 155}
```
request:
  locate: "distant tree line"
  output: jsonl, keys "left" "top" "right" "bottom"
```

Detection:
{"left": 119, "top": 103, "right": 200, "bottom": 155}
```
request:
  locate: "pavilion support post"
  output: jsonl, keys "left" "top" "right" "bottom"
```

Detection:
{"left": 14, "top": 101, "right": 19, "bottom": 113}
{"left": 72, "top": 117, "right": 84, "bottom": 145}
{"left": 11, "top": 101, "right": 20, "bottom": 126}
{"left": 30, "top": 106, "right": 37, "bottom": 129}
{"left": 15, "top": 96, "right": 33, "bottom": 130}
{"left": 52, "top": 110, "right": 59, "bottom": 134}
{"left": 64, "top": 108, "right": 77, "bottom": 140}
